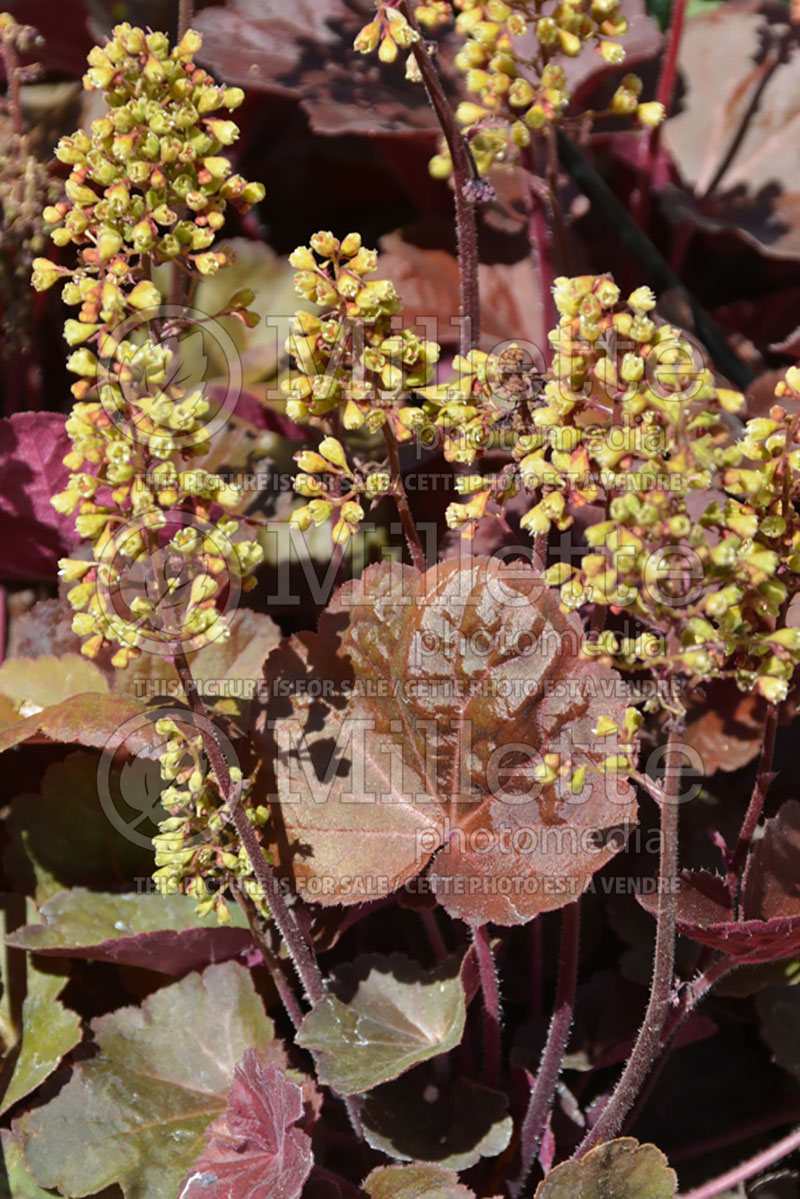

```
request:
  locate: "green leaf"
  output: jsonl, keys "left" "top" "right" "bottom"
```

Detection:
{"left": 0, "top": 896, "right": 81, "bottom": 1119}
{"left": 5, "top": 753, "right": 159, "bottom": 903}
{"left": 0, "top": 956, "right": 81, "bottom": 1116}
{"left": 0, "top": 1129, "right": 65, "bottom": 1199}
{"left": 17, "top": 961, "right": 275, "bottom": 1199}
{"left": 361, "top": 1070, "right": 513, "bottom": 1170}
{"left": 364, "top": 1163, "right": 478, "bottom": 1199}
{"left": 534, "top": 1138, "right": 677, "bottom": 1198}
{"left": 0, "top": 1130, "right": 122, "bottom": 1199}
{"left": 6, "top": 889, "right": 251, "bottom": 976}
{"left": 296, "top": 953, "right": 466, "bottom": 1095}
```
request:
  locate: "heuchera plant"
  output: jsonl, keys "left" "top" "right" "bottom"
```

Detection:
{"left": 1, "top": 2, "right": 800, "bottom": 1198}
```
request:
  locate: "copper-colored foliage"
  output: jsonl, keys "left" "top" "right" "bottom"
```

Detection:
{"left": 640, "top": 801, "right": 800, "bottom": 961}
{"left": 261, "top": 558, "right": 637, "bottom": 926}
{"left": 663, "top": 1, "right": 800, "bottom": 260}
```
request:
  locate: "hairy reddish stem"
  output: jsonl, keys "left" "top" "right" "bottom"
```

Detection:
{"left": 178, "top": 0, "right": 194, "bottom": 40}
{"left": 513, "top": 902, "right": 580, "bottom": 1196}
{"left": 232, "top": 891, "right": 305, "bottom": 1030}
{"left": 384, "top": 423, "right": 426, "bottom": 572}
{"left": 575, "top": 726, "right": 683, "bottom": 1155}
{"left": 680, "top": 1124, "right": 800, "bottom": 1199}
{"left": 172, "top": 650, "right": 325, "bottom": 1007}
{"left": 399, "top": 1, "right": 480, "bottom": 355}
{"left": 726, "top": 702, "right": 778, "bottom": 901}
{"left": 472, "top": 924, "right": 502, "bottom": 1089}
{"left": 634, "top": 0, "right": 687, "bottom": 231}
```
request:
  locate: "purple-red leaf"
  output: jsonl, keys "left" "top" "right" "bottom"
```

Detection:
{"left": 179, "top": 1053, "right": 313, "bottom": 1199}
{"left": 640, "top": 801, "right": 800, "bottom": 962}
{"left": 0, "top": 413, "right": 77, "bottom": 581}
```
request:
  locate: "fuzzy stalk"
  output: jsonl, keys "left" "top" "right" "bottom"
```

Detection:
{"left": 472, "top": 923, "right": 502, "bottom": 1089}
{"left": 575, "top": 725, "right": 683, "bottom": 1155}
{"left": 398, "top": 0, "right": 480, "bottom": 355}
{"left": 512, "top": 902, "right": 580, "bottom": 1196}
{"left": 172, "top": 649, "right": 325, "bottom": 1007}
{"left": 725, "top": 702, "right": 778, "bottom": 900}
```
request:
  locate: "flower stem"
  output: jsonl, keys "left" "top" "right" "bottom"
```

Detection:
{"left": 680, "top": 1125, "right": 800, "bottom": 1199}
{"left": 512, "top": 902, "right": 580, "bottom": 1196}
{"left": 472, "top": 924, "right": 502, "bottom": 1089}
{"left": 725, "top": 702, "right": 778, "bottom": 901}
{"left": 231, "top": 890, "right": 305, "bottom": 1030}
{"left": 399, "top": 0, "right": 481, "bottom": 355}
{"left": 172, "top": 649, "right": 325, "bottom": 1007}
{"left": 634, "top": 0, "right": 687, "bottom": 231}
{"left": 575, "top": 725, "right": 683, "bottom": 1156}
{"left": 384, "top": 423, "right": 426, "bottom": 572}
{"left": 178, "top": 0, "right": 194, "bottom": 40}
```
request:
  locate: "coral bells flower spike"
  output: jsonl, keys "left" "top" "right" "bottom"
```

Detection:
{"left": 37, "top": 24, "right": 265, "bottom": 666}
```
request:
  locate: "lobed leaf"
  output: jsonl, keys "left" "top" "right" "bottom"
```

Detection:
{"left": 263, "top": 558, "right": 637, "bottom": 926}
{"left": 534, "top": 1137, "right": 677, "bottom": 1198}
{"left": 296, "top": 953, "right": 467, "bottom": 1094}
{"left": 178, "top": 1053, "right": 313, "bottom": 1199}
{"left": 17, "top": 961, "right": 275, "bottom": 1199}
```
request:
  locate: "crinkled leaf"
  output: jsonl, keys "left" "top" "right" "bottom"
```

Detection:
{"left": 0, "top": 413, "right": 76, "bottom": 582}
{"left": 263, "top": 558, "right": 637, "bottom": 926}
{"left": 664, "top": 1, "right": 800, "bottom": 260}
{"left": 640, "top": 801, "right": 800, "bottom": 961}
{"left": 361, "top": 1069, "right": 512, "bottom": 1169}
{"left": 296, "top": 953, "right": 466, "bottom": 1095}
{"left": 5, "top": 754, "right": 161, "bottom": 903}
{"left": 6, "top": 890, "right": 252, "bottom": 976}
{"left": 0, "top": 957, "right": 81, "bottom": 1117}
{"left": 757, "top": 984, "right": 800, "bottom": 1082}
{"left": 17, "top": 961, "right": 275, "bottom": 1199}
{"left": 534, "top": 1138, "right": 677, "bottom": 1198}
{"left": 178, "top": 1053, "right": 313, "bottom": 1199}
{"left": 364, "top": 1163, "right": 478, "bottom": 1199}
